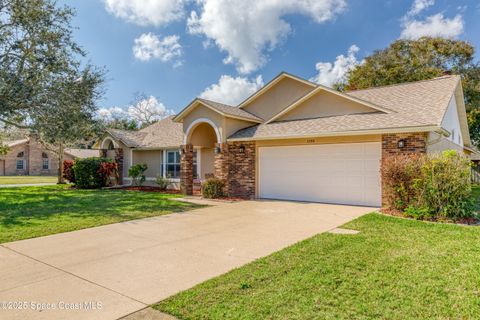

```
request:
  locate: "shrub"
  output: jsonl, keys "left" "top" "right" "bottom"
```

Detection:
{"left": 155, "top": 175, "right": 170, "bottom": 190}
{"left": 412, "top": 150, "right": 474, "bottom": 219}
{"left": 381, "top": 154, "right": 421, "bottom": 211}
{"left": 383, "top": 150, "right": 475, "bottom": 220}
{"left": 129, "top": 164, "right": 147, "bottom": 186}
{"left": 97, "top": 162, "right": 119, "bottom": 186}
{"left": 201, "top": 178, "right": 225, "bottom": 199}
{"left": 63, "top": 160, "right": 76, "bottom": 183}
{"left": 73, "top": 157, "right": 113, "bottom": 189}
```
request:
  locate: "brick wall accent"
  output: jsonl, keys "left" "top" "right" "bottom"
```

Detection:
{"left": 180, "top": 144, "right": 194, "bottom": 195}
{"left": 0, "top": 139, "right": 59, "bottom": 176}
{"left": 214, "top": 143, "right": 228, "bottom": 179}
{"left": 227, "top": 141, "right": 256, "bottom": 199}
{"left": 381, "top": 132, "right": 427, "bottom": 206}
{"left": 114, "top": 148, "right": 124, "bottom": 182}
{"left": 382, "top": 133, "right": 427, "bottom": 157}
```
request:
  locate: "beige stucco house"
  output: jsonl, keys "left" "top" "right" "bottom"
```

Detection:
{"left": 0, "top": 138, "right": 99, "bottom": 176}
{"left": 99, "top": 72, "right": 474, "bottom": 207}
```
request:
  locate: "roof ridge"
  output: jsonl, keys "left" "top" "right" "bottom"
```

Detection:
{"left": 346, "top": 75, "right": 459, "bottom": 93}
{"left": 197, "top": 97, "right": 235, "bottom": 108}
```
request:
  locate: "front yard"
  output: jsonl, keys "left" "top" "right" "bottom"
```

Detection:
{"left": 155, "top": 187, "right": 480, "bottom": 319}
{"left": 0, "top": 185, "right": 200, "bottom": 243}
{"left": 0, "top": 175, "right": 57, "bottom": 185}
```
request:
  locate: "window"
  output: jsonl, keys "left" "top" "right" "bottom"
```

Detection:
{"left": 42, "top": 159, "right": 49, "bottom": 170}
{"left": 17, "top": 152, "right": 24, "bottom": 158}
{"left": 166, "top": 150, "right": 180, "bottom": 178}
{"left": 16, "top": 159, "right": 24, "bottom": 170}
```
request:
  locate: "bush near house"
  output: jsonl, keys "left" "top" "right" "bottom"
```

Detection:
{"left": 63, "top": 160, "right": 76, "bottom": 183}
{"left": 201, "top": 178, "right": 225, "bottom": 199}
{"left": 155, "top": 175, "right": 170, "bottom": 190}
{"left": 382, "top": 150, "right": 474, "bottom": 221}
{"left": 72, "top": 157, "right": 114, "bottom": 189}
{"left": 128, "top": 163, "right": 148, "bottom": 186}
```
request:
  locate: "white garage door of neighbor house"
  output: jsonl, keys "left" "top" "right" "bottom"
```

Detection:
{"left": 258, "top": 142, "right": 381, "bottom": 207}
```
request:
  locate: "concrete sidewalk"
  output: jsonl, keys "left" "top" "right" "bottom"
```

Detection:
{"left": 0, "top": 200, "right": 374, "bottom": 320}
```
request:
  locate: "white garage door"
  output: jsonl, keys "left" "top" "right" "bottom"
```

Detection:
{"left": 258, "top": 142, "right": 381, "bottom": 206}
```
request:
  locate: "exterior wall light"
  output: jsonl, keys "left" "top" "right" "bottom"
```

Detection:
{"left": 179, "top": 147, "right": 185, "bottom": 155}
{"left": 214, "top": 146, "right": 221, "bottom": 154}
{"left": 239, "top": 145, "right": 245, "bottom": 153}
{"left": 397, "top": 139, "right": 406, "bottom": 149}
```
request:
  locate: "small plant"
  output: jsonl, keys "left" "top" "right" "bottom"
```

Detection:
{"left": 155, "top": 175, "right": 170, "bottom": 190}
{"left": 201, "top": 178, "right": 225, "bottom": 199}
{"left": 129, "top": 163, "right": 148, "bottom": 186}
{"left": 63, "top": 160, "right": 76, "bottom": 183}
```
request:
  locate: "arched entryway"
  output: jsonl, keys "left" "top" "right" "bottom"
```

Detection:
{"left": 182, "top": 119, "right": 222, "bottom": 195}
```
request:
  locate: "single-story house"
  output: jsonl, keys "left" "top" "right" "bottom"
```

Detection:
{"left": 0, "top": 138, "right": 99, "bottom": 176}
{"left": 99, "top": 72, "right": 475, "bottom": 206}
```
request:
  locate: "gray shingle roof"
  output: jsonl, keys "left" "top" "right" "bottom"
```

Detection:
{"left": 106, "top": 116, "right": 183, "bottom": 148}
{"left": 197, "top": 98, "right": 263, "bottom": 122}
{"left": 229, "top": 76, "right": 460, "bottom": 140}
{"left": 65, "top": 148, "right": 100, "bottom": 158}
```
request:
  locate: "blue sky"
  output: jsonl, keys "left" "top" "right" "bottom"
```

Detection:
{"left": 64, "top": 0, "right": 480, "bottom": 115}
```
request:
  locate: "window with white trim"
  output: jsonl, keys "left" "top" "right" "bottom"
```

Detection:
{"left": 166, "top": 150, "right": 180, "bottom": 178}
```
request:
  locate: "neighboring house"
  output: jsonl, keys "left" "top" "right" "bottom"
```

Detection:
{"left": 0, "top": 138, "right": 99, "bottom": 176}
{"left": 99, "top": 72, "right": 475, "bottom": 207}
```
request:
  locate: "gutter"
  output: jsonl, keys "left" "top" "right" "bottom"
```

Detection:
{"left": 227, "top": 125, "right": 447, "bottom": 142}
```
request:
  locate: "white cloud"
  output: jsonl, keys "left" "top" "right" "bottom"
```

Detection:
{"left": 406, "top": 0, "right": 435, "bottom": 17}
{"left": 97, "top": 107, "right": 126, "bottom": 122}
{"left": 98, "top": 96, "right": 175, "bottom": 125}
{"left": 188, "top": 0, "right": 347, "bottom": 74}
{"left": 310, "top": 45, "right": 361, "bottom": 87}
{"left": 400, "top": 13, "right": 464, "bottom": 40}
{"left": 103, "top": 0, "right": 186, "bottom": 26}
{"left": 127, "top": 96, "right": 175, "bottom": 124}
{"left": 200, "top": 75, "right": 264, "bottom": 105}
{"left": 133, "top": 33, "right": 182, "bottom": 65}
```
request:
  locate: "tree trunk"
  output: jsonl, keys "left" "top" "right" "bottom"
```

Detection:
{"left": 57, "top": 142, "right": 65, "bottom": 184}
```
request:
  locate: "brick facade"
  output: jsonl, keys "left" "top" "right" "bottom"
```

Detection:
{"left": 227, "top": 141, "right": 256, "bottom": 199}
{"left": 180, "top": 144, "right": 194, "bottom": 195}
{"left": 0, "top": 139, "right": 68, "bottom": 176}
{"left": 382, "top": 132, "right": 427, "bottom": 157}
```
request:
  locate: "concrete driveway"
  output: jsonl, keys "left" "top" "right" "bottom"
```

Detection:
{"left": 0, "top": 200, "right": 374, "bottom": 320}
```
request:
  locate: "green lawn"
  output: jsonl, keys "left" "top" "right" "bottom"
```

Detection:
{"left": 0, "top": 185, "right": 200, "bottom": 243}
{"left": 156, "top": 210, "right": 480, "bottom": 319}
{"left": 0, "top": 175, "right": 58, "bottom": 185}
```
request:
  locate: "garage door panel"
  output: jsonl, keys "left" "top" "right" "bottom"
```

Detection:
{"left": 258, "top": 142, "right": 381, "bottom": 206}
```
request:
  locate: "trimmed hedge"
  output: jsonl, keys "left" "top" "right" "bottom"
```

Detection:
{"left": 72, "top": 157, "right": 113, "bottom": 189}
{"left": 382, "top": 150, "right": 474, "bottom": 220}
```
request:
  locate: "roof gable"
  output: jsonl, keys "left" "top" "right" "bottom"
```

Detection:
{"left": 266, "top": 84, "right": 392, "bottom": 124}
{"left": 238, "top": 72, "right": 316, "bottom": 120}
{"left": 173, "top": 98, "right": 262, "bottom": 123}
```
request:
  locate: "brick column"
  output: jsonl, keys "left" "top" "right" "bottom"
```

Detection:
{"left": 114, "top": 148, "right": 124, "bottom": 183}
{"left": 227, "top": 141, "right": 256, "bottom": 199}
{"left": 214, "top": 143, "right": 229, "bottom": 195}
{"left": 180, "top": 144, "right": 194, "bottom": 195}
